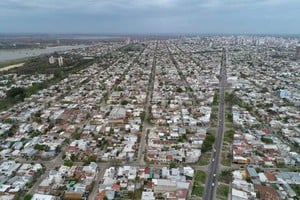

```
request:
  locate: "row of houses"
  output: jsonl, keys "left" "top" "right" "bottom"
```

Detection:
{"left": 96, "top": 166, "right": 194, "bottom": 200}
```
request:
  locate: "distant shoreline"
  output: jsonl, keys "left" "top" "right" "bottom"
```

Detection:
{"left": 0, "top": 45, "right": 88, "bottom": 62}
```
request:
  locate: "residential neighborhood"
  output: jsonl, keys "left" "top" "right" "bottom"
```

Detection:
{"left": 0, "top": 35, "right": 299, "bottom": 200}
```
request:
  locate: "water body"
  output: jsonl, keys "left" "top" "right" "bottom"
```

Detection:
{"left": 0, "top": 45, "right": 88, "bottom": 62}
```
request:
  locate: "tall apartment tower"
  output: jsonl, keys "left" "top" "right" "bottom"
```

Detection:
{"left": 296, "top": 46, "right": 300, "bottom": 60}
{"left": 58, "top": 56, "right": 64, "bottom": 66}
{"left": 49, "top": 56, "right": 55, "bottom": 64}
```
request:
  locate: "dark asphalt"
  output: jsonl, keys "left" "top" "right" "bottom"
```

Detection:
{"left": 203, "top": 48, "right": 227, "bottom": 200}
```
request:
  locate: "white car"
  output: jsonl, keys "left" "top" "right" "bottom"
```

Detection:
{"left": 212, "top": 183, "right": 215, "bottom": 187}
{"left": 213, "top": 174, "right": 216, "bottom": 177}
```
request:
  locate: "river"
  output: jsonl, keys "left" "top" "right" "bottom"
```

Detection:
{"left": 0, "top": 45, "right": 88, "bottom": 62}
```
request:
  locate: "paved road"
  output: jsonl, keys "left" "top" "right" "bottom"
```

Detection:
{"left": 137, "top": 41, "right": 158, "bottom": 165}
{"left": 88, "top": 162, "right": 110, "bottom": 200}
{"left": 203, "top": 48, "right": 227, "bottom": 200}
{"left": 26, "top": 146, "right": 65, "bottom": 194}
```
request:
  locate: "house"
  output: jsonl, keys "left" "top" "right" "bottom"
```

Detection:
{"left": 0, "top": 161, "right": 21, "bottom": 176}
{"left": 109, "top": 107, "right": 126, "bottom": 120}
{"left": 82, "top": 162, "right": 98, "bottom": 179}
{"left": 38, "top": 179, "right": 52, "bottom": 194}
{"left": 141, "top": 191, "right": 155, "bottom": 200}
{"left": 232, "top": 188, "right": 249, "bottom": 200}
{"left": 233, "top": 156, "right": 250, "bottom": 164}
{"left": 183, "top": 167, "right": 194, "bottom": 179}
{"left": 32, "top": 194, "right": 56, "bottom": 200}
{"left": 152, "top": 179, "right": 177, "bottom": 193}
{"left": 246, "top": 167, "right": 259, "bottom": 179}
{"left": 64, "top": 183, "right": 87, "bottom": 200}
{"left": 254, "top": 184, "right": 281, "bottom": 200}
{"left": 264, "top": 172, "right": 277, "bottom": 183}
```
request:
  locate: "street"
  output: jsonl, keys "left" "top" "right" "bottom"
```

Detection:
{"left": 203, "top": 48, "right": 227, "bottom": 200}
{"left": 137, "top": 41, "right": 158, "bottom": 166}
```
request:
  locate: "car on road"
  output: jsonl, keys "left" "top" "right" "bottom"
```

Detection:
{"left": 212, "top": 158, "right": 215, "bottom": 162}
{"left": 212, "top": 183, "right": 215, "bottom": 187}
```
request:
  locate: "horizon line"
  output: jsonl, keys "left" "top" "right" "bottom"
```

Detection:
{"left": 0, "top": 32, "right": 300, "bottom": 37}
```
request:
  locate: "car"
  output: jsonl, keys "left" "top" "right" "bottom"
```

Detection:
{"left": 212, "top": 158, "right": 215, "bottom": 162}
{"left": 213, "top": 174, "right": 216, "bottom": 177}
{"left": 213, "top": 148, "right": 216, "bottom": 152}
{"left": 212, "top": 183, "right": 215, "bottom": 187}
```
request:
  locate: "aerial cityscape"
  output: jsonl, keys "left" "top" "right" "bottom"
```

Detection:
{"left": 0, "top": 1, "right": 300, "bottom": 200}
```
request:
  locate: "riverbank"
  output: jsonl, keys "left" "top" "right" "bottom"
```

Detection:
{"left": 0, "top": 62, "right": 25, "bottom": 72}
{"left": 0, "top": 57, "right": 31, "bottom": 68}
{"left": 0, "top": 45, "right": 88, "bottom": 62}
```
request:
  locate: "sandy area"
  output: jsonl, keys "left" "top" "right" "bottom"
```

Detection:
{"left": 0, "top": 63, "right": 25, "bottom": 71}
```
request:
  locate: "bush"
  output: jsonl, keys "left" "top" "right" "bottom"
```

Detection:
{"left": 224, "top": 130, "right": 234, "bottom": 143}
{"left": 201, "top": 133, "right": 215, "bottom": 153}
{"left": 169, "top": 162, "right": 177, "bottom": 169}
{"left": 219, "top": 170, "right": 232, "bottom": 184}
{"left": 34, "top": 144, "right": 49, "bottom": 151}
{"left": 176, "top": 87, "right": 183, "bottom": 93}
{"left": 213, "top": 92, "right": 219, "bottom": 105}
{"left": 121, "top": 100, "right": 128, "bottom": 105}
{"left": 64, "top": 160, "right": 73, "bottom": 167}
{"left": 261, "top": 137, "right": 273, "bottom": 144}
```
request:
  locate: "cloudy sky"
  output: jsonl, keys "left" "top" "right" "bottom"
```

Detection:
{"left": 1, "top": 0, "right": 300, "bottom": 34}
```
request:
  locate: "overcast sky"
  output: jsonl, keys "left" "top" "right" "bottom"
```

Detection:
{"left": 1, "top": 0, "right": 300, "bottom": 34}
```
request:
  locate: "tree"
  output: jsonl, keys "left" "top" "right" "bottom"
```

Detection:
{"left": 34, "top": 144, "right": 49, "bottom": 151}
{"left": 24, "top": 194, "right": 33, "bottom": 200}
{"left": 109, "top": 128, "right": 114, "bottom": 135}
{"left": 72, "top": 131, "right": 81, "bottom": 140}
{"left": 121, "top": 99, "right": 128, "bottom": 105}
{"left": 139, "top": 111, "right": 146, "bottom": 121}
{"left": 213, "top": 92, "right": 219, "bottom": 105}
{"left": 169, "top": 162, "right": 177, "bottom": 169}
{"left": 261, "top": 137, "right": 273, "bottom": 144}
{"left": 54, "top": 69, "right": 64, "bottom": 78}
{"left": 261, "top": 87, "right": 269, "bottom": 93}
{"left": 115, "top": 86, "right": 123, "bottom": 91}
{"left": 6, "top": 87, "right": 26, "bottom": 102}
{"left": 201, "top": 133, "right": 215, "bottom": 153}
{"left": 84, "top": 155, "right": 97, "bottom": 165}
{"left": 176, "top": 87, "right": 183, "bottom": 93}
{"left": 70, "top": 154, "right": 76, "bottom": 162}
{"left": 177, "top": 136, "right": 185, "bottom": 143}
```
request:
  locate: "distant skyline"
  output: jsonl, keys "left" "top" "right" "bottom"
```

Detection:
{"left": 1, "top": 0, "right": 300, "bottom": 34}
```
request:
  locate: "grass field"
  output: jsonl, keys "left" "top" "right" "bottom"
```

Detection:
{"left": 192, "top": 170, "right": 206, "bottom": 197}
{"left": 217, "top": 184, "right": 229, "bottom": 200}
{"left": 198, "top": 152, "right": 212, "bottom": 166}
{"left": 195, "top": 170, "right": 206, "bottom": 183}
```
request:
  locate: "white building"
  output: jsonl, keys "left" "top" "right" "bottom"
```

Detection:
{"left": 49, "top": 56, "right": 55, "bottom": 64}
{"left": 32, "top": 194, "right": 55, "bottom": 200}
{"left": 58, "top": 56, "right": 64, "bottom": 66}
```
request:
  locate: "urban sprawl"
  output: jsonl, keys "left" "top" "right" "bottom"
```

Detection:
{"left": 0, "top": 36, "right": 299, "bottom": 200}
